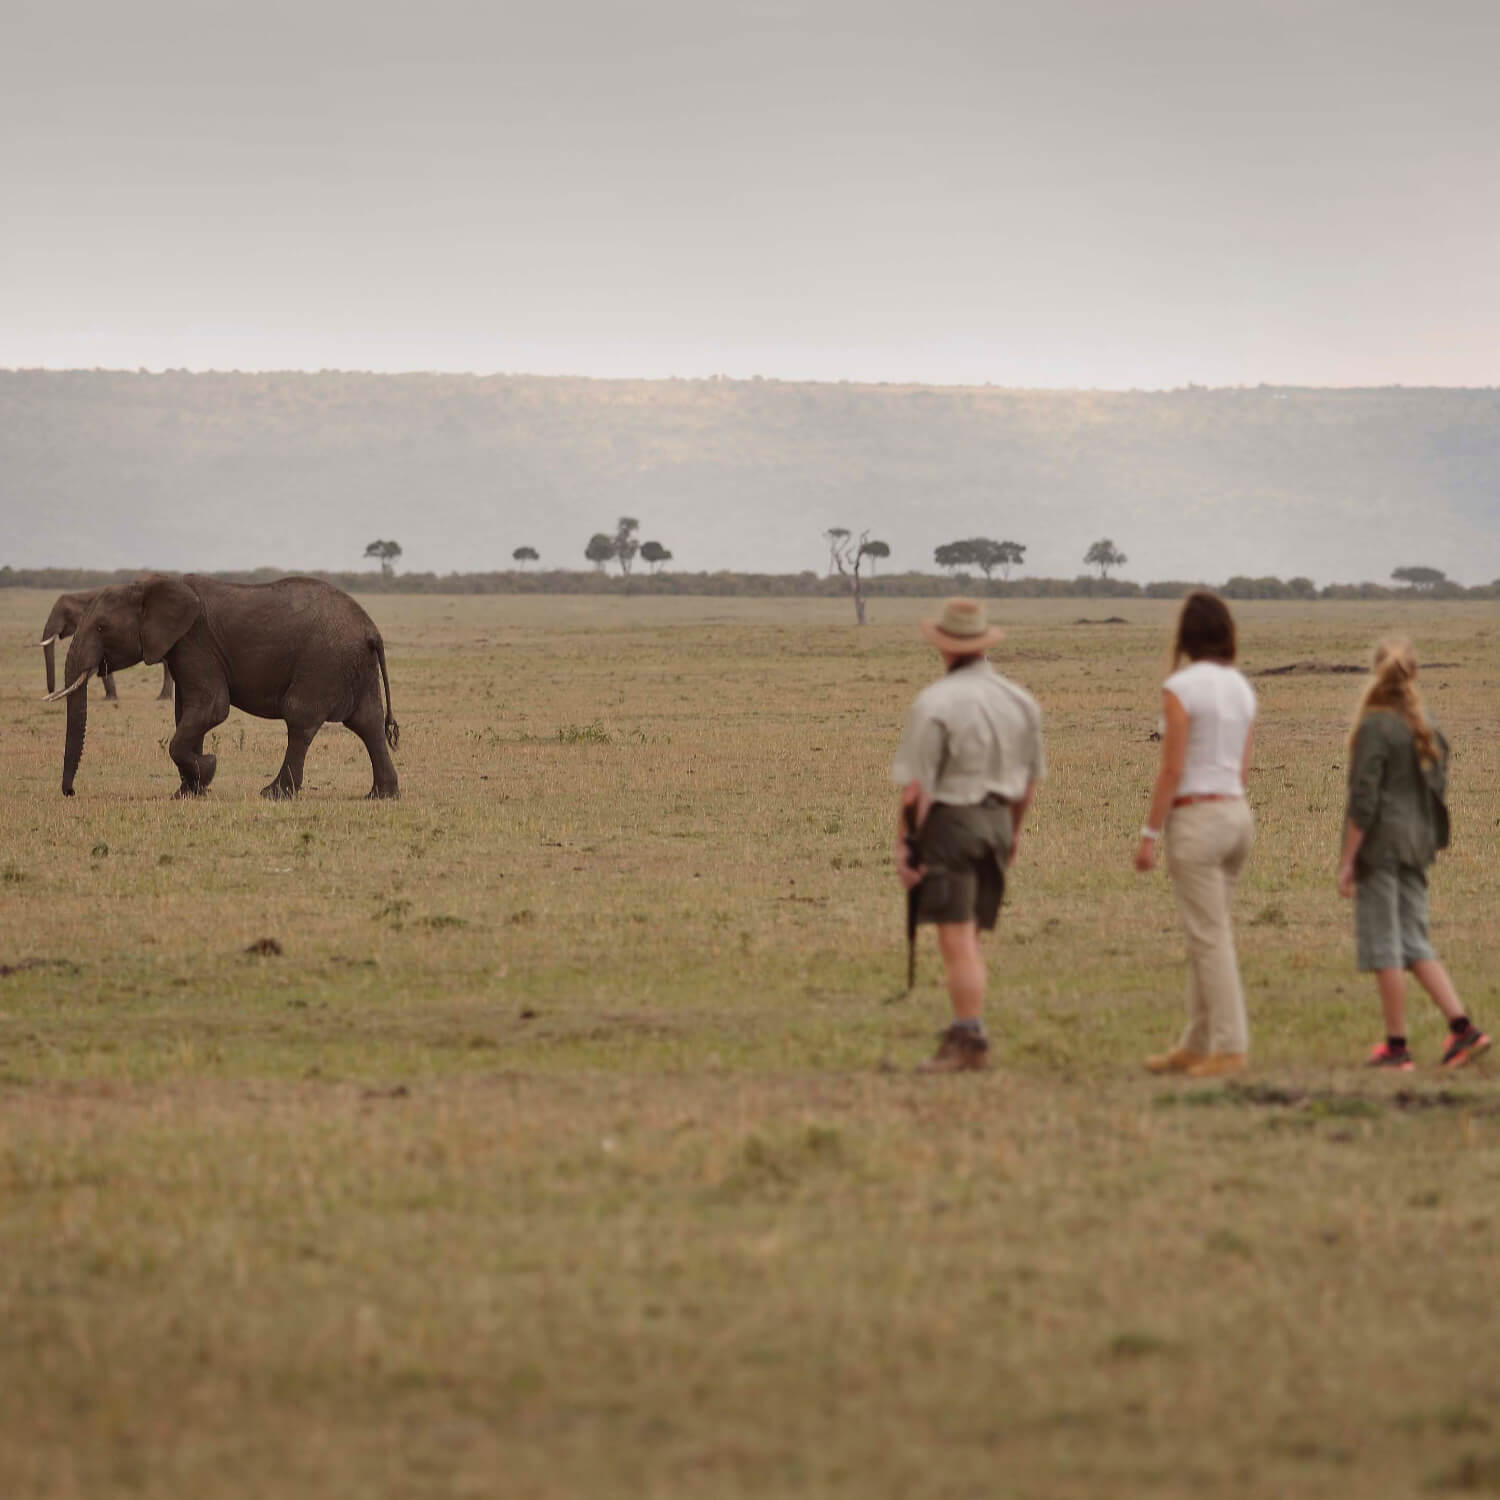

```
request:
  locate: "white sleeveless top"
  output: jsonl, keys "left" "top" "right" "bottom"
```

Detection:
{"left": 1163, "top": 660, "right": 1257, "bottom": 798}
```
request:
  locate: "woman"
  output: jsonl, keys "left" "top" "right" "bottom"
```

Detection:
{"left": 1135, "top": 591, "right": 1256, "bottom": 1077}
{"left": 1338, "top": 639, "right": 1489, "bottom": 1070}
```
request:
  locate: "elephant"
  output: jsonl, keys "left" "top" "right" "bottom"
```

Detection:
{"left": 49, "top": 574, "right": 400, "bottom": 800}
{"left": 40, "top": 590, "right": 174, "bottom": 704}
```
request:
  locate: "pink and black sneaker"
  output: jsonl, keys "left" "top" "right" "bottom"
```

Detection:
{"left": 1366, "top": 1041, "right": 1415, "bottom": 1071}
{"left": 1441, "top": 1026, "right": 1492, "bottom": 1070}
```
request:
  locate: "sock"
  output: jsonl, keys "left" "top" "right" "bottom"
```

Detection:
{"left": 1387, "top": 1035, "right": 1407, "bottom": 1053}
{"left": 952, "top": 1017, "right": 985, "bottom": 1037}
{"left": 1449, "top": 1016, "right": 1471, "bottom": 1036}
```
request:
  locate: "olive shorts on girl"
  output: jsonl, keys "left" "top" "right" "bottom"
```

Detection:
{"left": 1355, "top": 863, "right": 1436, "bottom": 972}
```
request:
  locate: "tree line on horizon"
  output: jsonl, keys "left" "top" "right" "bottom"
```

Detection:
{"left": 13, "top": 523, "right": 1475, "bottom": 604}
{"left": 7, "top": 561, "right": 1492, "bottom": 603}
{"left": 364, "top": 529, "right": 1138, "bottom": 591}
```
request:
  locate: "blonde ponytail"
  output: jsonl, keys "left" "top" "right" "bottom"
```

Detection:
{"left": 1349, "top": 638, "right": 1440, "bottom": 767}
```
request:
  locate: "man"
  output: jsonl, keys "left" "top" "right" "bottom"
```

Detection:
{"left": 892, "top": 598, "right": 1046, "bottom": 1072}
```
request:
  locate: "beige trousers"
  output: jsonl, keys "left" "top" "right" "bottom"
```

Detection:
{"left": 1165, "top": 798, "right": 1255, "bottom": 1056}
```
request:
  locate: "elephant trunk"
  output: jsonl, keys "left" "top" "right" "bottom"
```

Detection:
{"left": 43, "top": 636, "right": 56, "bottom": 696}
{"left": 62, "top": 682, "right": 88, "bottom": 796}
{"left": 59, "top": 635, "right": 101, "bottom": 797}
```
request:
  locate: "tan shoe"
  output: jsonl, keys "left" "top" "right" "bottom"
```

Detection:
{"left": 1183, "top": 1053, "right": 1247, "bottom": 1079}
{"left": 917, "top": 1025, "right": 990, "bottom": 1074}
{"left": 1144, "top": 1047, "right": 1205, "bottom": 1074}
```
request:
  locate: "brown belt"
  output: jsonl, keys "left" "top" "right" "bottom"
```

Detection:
{"left": 1172, "top": 793, "right": 1237, "bottom": 808}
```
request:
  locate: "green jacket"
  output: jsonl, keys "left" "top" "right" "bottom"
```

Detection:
{"left": 1345, "top": 710, "right": 1450, "bottom": 874}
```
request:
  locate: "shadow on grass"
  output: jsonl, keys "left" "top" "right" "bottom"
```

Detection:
{"left": 1154, "top": 1082, "right": 1498, "bottom": 1116}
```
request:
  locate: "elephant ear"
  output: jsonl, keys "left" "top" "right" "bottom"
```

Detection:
{"left": 45, "top": 594, "right": 88, "bottom": 638}
{"left": 43, "top": 600, "right": 74, "bottom": 639}
{"left": 140, "top": 577, "right": 201, "bottom": 664}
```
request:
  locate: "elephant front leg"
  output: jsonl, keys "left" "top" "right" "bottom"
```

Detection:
{"left": 262, "top": 722, "right": 319, "bottom": 800}
{"left": 158, "top": 665, "right": 174, "bottom": 702}
{"left": 101, "top": 667, "right": 119, "bottom": 704}
{"left": 169, "top": 706, "right": 227, "bottom": 797}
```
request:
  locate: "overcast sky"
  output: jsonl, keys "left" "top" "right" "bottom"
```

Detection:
{"left": 4, "top": 0, "right": 1499, "bottom": 387}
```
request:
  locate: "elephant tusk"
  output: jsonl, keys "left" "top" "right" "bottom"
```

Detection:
{"left": 38, "top": 635, "right": 59, "bottom": 647}
{"left": 44, "top": 668, "right": 94, "bottom": 702}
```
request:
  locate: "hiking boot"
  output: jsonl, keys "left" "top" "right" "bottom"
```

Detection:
{"left": 917, "top": 1025, "right": 990, "bottom": 1074}
{"left": 1441, "top": 1026, "right": 1492, "bottom": 1070}
{"left": 1366, "top": 1041, "right": 1415, "bottom": 1071}
{"left": 1183, "top": 1053, "right": 1247, "bottom": 1079}
{"left": 1145, "top": 1046, "right": 1206, "bottom": 1075}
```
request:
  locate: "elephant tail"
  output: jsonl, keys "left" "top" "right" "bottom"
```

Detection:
{"left": 373, "top": 634, "right": 399, "bottom": 751}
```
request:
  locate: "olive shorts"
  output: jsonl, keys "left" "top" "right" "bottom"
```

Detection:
{"left": 914, "top": 799, "right": 1014, "bottom": 930}
{"left": 1355, "top": 863, "right": 1436, "bottom": 972}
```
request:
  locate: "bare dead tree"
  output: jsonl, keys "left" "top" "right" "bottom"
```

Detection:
{"left": 826, "top": 527, "right": 885, "bottom": 626}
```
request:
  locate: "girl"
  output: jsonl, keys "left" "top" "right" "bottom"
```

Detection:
{"left": 1135, "top": 592, "right": 1257, "bottom": 1078}
{"left": 1338, "top": 639, "right": 1489, "bottom": 1069}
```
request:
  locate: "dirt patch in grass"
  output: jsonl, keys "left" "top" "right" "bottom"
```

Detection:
{"left": 1256, "top": 659, "right": 1464, "bottom": 677}
{"left": 1254, "top": 661, "right": 1366, "bottom": 676}
{"left": 1428, "top": 1450, "right": 1500, "bottom": 1493}
{"left": 0, "top": 957, "right": 81, "bottom": 978}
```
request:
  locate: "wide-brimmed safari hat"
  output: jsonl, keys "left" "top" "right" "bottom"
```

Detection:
{"left": 920, "top": 597, "right": 1006, "bottom": 653}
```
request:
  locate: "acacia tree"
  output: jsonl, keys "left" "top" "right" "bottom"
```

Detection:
{"left": 512, "top": 546, "right": 539, "bottom": 570}
{"left": 859, "top": 538, "right": 890, "bottom": 575}
{"left": 640, "top": 540, "right": 673, "bottom": 573}
{"left": 995, "top": 541, "right": 1026, "bottom": 580}
{"left": 1084, "top": 538, "right": 1127, "bottom": 578}
{"left": 613, "top": 517, "right": 641, "bottom": 576}
{"left": 932, "top": 537, "right": 1023, "bottom": 590}
{"left": 1391, "top": 565, "right": 1447, "bottom": 591}
{"left": 826, "top": 527, "right": 885, "bottom": 625}
{"left": 934, "top": 540, "right": 973, "bottom": 576}
{"left": 585, "top": 533, "right": 615, "bottom": 571}
{"left": 931, "top": 537, "right": 1025, "bottom": 587}
{"left": 364, "top": 539, "right": 403, "bottom": 577}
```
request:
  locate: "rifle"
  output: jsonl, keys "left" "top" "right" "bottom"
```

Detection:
{"left": 903, "top": 800, "right": 922, "bottom": 992}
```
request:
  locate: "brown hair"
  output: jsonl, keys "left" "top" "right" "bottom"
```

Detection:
{"left": 1172, "top": 591, "right": 1237, "bottom": 669}
{"left": 1350, "top": 638, "right": 1440, "bottom": 768}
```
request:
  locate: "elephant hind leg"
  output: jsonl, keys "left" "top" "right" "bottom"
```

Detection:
{"left": 262, "top": 719, "right": 321, "bottom": 800}
{"left": 158, "top": 665, "right": 174, "bottom": 702}
{"left": 346, "top": 691, "right": 399, "bottom": 800}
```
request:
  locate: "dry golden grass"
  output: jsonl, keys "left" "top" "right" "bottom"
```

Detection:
{"left": 2, "top": 590, "right": 1499, "bottom": 1498}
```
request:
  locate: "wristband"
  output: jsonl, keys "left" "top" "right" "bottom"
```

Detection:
{"left": 1140, "top": 827, "right": 1160, "bottom": 841}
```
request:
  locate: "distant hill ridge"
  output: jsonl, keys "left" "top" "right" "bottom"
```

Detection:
{"left": 3, "top": 370, "right": 1498, "bottom": 584}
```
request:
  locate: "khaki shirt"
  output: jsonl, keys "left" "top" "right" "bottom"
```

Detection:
{"left": 891, "top": 658, "right": 1046, "bottom": 805}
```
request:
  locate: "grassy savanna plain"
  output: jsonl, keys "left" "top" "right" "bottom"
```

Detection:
{"left": 2, "top": 589, "right": 1499, "bottom": 1500}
